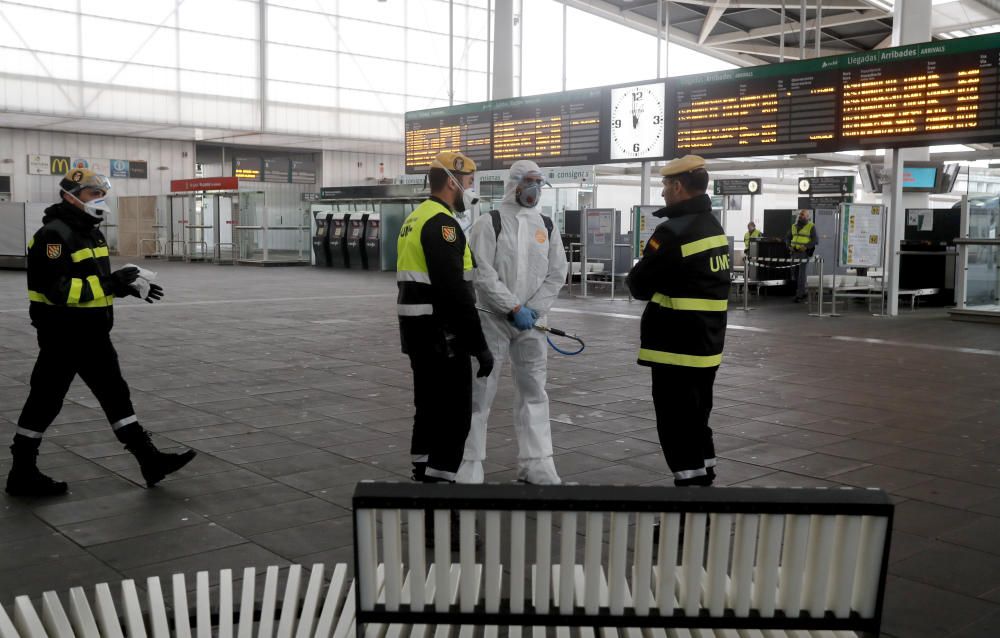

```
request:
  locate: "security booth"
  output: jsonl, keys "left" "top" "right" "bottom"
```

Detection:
{"left": 166, "top": 177, "right": 263, "bottom": 264}
{"left": 900, "top": 207, "right": 962, "bottom": 305}
{"left": 309, "top": 184, "right": 422, "bottom": 271}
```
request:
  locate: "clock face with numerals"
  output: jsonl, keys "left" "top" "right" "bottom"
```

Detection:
{"left": 609, "top": 82, "right": 665, "bottom": 161}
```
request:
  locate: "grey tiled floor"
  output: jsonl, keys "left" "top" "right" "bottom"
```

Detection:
{"left": 1, "top": 261, "right": 999, "bottom": 637}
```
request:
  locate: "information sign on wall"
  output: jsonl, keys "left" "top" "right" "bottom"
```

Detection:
{"left": 290, "top": 159, "right": 316, "bottom": 184}
{"left": 264, "top": 158, "right": 291, "bottom": 183}
{"left": 128, "top": 161, "right": 148, "bottom": 179}
{"left": 234, "top": 157, "right": 262, "bottom": 181}
{"left": 110, "top": 160, "right": 130, "bottom": 178}
{"left": 839, "top": 203, "right": 884, "bottom": 268}
{"left": 713, "top": 178, "right": 762, "bottom": 196}
{"left": 28, "top": 155, "right": 49, "bottom": 175}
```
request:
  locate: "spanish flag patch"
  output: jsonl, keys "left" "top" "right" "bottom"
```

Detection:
{"left": 648, "top": 237, "right": 661, "bottom": 251}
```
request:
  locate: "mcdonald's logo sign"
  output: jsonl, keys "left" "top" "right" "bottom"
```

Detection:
{"left": 50, "top": 156, "right": 70, "bottom": 175}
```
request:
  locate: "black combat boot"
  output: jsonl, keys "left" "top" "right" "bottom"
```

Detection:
{"left": 5, "top": 442, "right": 68, "bottom": 497}
{"left": 121, "top": 428, "right": 196, "bottom": 487}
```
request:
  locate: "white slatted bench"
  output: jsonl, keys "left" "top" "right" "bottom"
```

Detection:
{"left": 353, "top": 482, "right": 894, "bottom": 638}
{"left": 0, "top": 563, "right": 357, "bottom": 638}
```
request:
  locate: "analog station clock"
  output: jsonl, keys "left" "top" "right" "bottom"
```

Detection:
{"left": 609, "top": 82, "right": 666, "bottom": 161}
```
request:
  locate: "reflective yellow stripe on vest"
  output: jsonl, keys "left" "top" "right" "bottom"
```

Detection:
{"left": 70, "top": 246, "right": 109, "bottom": 262}
{"left": 86, "top": 275, "right": 106, "bottom": 300}
{"left": 71, "top": 296, "right": 113, "bottom": 308}
{"left": 680, "top": 234, "right": 728, "bottom": 258}
{"left": 638, "top": 348, "right": 723, "bottom": 368}
{"left": 651, "top": 292, "right": 728, "bottom": 312}
{"left": 396, "top": 270, "right": 432, "bottom": 284}
{"left": 28, "top": 288, "right": 113, "bottom": 307}
{"left": 67, "top": 278, "right": 83, "bottom": 304}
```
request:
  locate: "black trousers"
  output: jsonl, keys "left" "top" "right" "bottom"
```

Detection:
{"left": 408, "top": 349, "right": 472, "bottom": 481}
{"left": 17, "top": 327, "right": 136, "bottom": 440}
{"left": 650, "top": 365, "right": 718, "bottom": 485}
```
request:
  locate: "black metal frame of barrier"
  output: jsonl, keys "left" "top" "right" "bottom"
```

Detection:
{"left": 352, "top": 482, "right": 894, "bottom": 637}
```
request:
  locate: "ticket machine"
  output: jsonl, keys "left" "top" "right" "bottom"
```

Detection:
{"left": 345, "top": 213, "right": 369, "bottom": 270}
{"left": 312, "top": 211, "right": 332, "bottom": 267}
{"left": 329, "top": 213, "right": 351, "bottom": 268}
{"left": 362, "top": 213, "right": 381, "bottom": 270}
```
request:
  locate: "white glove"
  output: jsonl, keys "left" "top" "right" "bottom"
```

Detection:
{"left": 123, "top": 263, "right": 157, "bottom": 300}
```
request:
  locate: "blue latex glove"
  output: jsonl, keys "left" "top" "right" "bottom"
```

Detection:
{"left": 511, "top": 306, "right": 538, "bottom": 331}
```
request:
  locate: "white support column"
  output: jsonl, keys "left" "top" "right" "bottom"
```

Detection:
{"left": 449, "top": 0, "right": 454, "bottom": 105}
{"left": 882, "top": 0, "right": 932, "bottom": 316}
{"left": 561, "top": 3, "right": 567, "bottom": 91}
{"left": 641, "top": 164, "right": 650, "bottom": 206}
{"left": 259, "top": 0, "right": 267, "bottom": 131}
{"left": 885, "top": 149, "right": 905, "bottom": 316}
{"left": 799, "top": 0, "right": 806, "bottom": 60}
{"left": 492, "top": 0, "right": 514, "bottom": 100}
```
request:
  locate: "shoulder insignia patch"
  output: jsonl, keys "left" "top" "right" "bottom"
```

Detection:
{"left": 46, "top": 244, "right": 62, "bottom": 259}
{"left": 648, "top": 237, "right": 661, "bottom": 251}
{"left": 441, "top": 225, "right": 457, "bottom": 243}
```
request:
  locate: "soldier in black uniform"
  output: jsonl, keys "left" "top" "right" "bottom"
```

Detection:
{"left": 6, "top": 168, "right": 196, "bottom": 497}
{"left": 626, "top": 156, "right": 729, "bottom": 486}
{"left": 396, "top": 151, "right": 493, "bottom": 484}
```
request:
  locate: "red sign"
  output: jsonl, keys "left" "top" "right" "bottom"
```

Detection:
{"left": 170, "top": 177, "right": 240, "bottom": 192}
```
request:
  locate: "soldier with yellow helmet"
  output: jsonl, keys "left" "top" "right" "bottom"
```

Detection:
{"left": 7, "top": 168, "right": 195, "bottom": 498}
{"left": 625, "top": 155, "right": 729, "bottom": 487}
{"left": 397, "top": 151, "right": 493, "bottom": 486}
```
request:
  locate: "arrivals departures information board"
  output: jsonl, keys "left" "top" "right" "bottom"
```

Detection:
{"left": 491, "top": 88, "right": 604, "bottom": 169}
{"left": 669, "top": 34, "right": 1000, "bottom": 157}
{"left": 404, "top": 33, "right": 1000, "bottom": 172}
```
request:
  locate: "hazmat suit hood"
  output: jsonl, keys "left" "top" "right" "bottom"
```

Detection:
{"left": 501, "top": 160, "right": 545, "bottom": 211}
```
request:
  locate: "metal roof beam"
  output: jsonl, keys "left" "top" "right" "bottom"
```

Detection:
{"left": 699, "top": 1, "right": 731, "bottom": 44}
{"left": 673, "top": 0, "right": 873, "bottom": 8}
{"left": 713, "top": 42, "right": 856, "bottom": 58}
{"left": 553, "top": 0, "right": 765, "bottom": 66}
{"left": 704, "top": 9, "right": 886, "bottom": 45}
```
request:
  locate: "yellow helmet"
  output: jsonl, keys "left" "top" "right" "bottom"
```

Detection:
{"left": 59, "top": 168, "right": 111, "bottom": 196}
{"left": 430, "top": 151, "right": 476, "bottom": 175}
{"left": 659, "top": 155, "right": 706, "bottom": 177}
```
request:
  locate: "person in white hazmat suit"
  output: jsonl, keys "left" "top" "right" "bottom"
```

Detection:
{"left": 457, "top": 160, "right": 569, "bottom": 485}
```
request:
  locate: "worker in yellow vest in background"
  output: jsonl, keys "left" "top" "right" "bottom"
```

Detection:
{"left": 786, "top": 209, "right": 818, "bottom": 302}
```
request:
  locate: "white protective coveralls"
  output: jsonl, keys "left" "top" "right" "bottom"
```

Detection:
{"left": 457, "top": 160, "right": 569, "bottom": 485}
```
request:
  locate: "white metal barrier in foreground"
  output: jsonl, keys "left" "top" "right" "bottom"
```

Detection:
{"left": 1, "top": 484, "right": 893, "bottom": 638}
{"left": 354, "top": 483, "right": 894, "bottom": 637}
{"left": 0, "top": 563, "right": 356, "bottom": 638}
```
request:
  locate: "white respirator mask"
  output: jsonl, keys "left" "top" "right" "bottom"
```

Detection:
{"left": 442, "top": 166, "right": 479, "bottom": 215}
{"left": 64, "top": 189, "right": 112, "bottom": 220}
